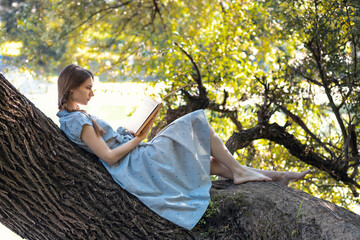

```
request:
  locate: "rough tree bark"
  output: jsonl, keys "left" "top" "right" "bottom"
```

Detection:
{"left": 0, "top": 73, "right": 359, "bottom": 240}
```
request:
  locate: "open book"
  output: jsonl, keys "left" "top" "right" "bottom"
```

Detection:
{"left": 124, "top": 83, "right": 193, "bottom": 136}
{"left": 125, "top": 97, "right": 163, "bottom": 136}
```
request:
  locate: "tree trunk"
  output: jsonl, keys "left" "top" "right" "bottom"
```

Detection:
{"left": 0, "top": 74, "right": 359, "bottom": 239}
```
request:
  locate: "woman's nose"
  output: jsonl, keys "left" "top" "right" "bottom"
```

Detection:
{"left": 90, "top": 90, "right": 94, "bottom": 97}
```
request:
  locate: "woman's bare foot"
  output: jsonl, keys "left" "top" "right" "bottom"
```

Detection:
{"left": 233, "top": 168, "right": 272, "bottom": 184}
{"left": 274, "top": 170, "right": 310, "bottom": 185}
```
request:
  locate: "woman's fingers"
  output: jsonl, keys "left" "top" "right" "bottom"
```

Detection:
{"left": 137, "top": 108, "right": 160, "bottom": 139}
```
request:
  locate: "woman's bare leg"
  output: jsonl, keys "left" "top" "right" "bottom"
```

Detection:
{"left": 246, "top": 167, "right": 310, "bottom": 185}
{"left": 210, "top": 156, "right": 310, "bottom": 185}
{"left": 208, "top": 124, "right": 271, "bottom": 184}
{"left": 210, "top": 156, "right": 233, "bottom": 179}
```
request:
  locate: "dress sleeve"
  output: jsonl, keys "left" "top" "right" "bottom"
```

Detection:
{"left": 67, "top": 112, "right": 93, "bottom": 142}
{"left": 114, "top": 126, "right": 135, "bottom": 144}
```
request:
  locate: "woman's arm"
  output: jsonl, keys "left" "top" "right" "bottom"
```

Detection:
{"left": 81, "top": 115, "right": 155, "bottom": 165}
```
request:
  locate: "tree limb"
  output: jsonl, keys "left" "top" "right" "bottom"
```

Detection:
{"left": 275, "top": 103, "right": 334, "bottom": 159}
{"left": 291, "top": 66, "right": 323, "bottom": 86}
{"left": 174, "top": 42, "right": 207, "bottom": 98}
{"left": 306, "top": 39, "right": 348, "bottom": 142}
{"left": 225, "top": 122, "right": 359, "bottom": 196}
{"left": 29, "top": 1, "right": 138, "bottom": 62}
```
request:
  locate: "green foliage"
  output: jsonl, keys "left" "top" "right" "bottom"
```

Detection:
{"left": 266, "top": 0, "right": 360, "bottom": 205}
{"left": 1, "top": 0, "right": 359, "bottom": 212}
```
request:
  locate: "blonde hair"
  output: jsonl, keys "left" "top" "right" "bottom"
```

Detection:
{"left": 58, "top": 64, "right": 105, "bottom": 136}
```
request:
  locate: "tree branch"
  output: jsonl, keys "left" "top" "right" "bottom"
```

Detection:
{"left": 225, "top": 122, "right": 359, "bottom": 196}
{"left": 306, "top": 40, "right": 348, "bottom": 142}
{"left": 29, "top": 1, "right": 136, "bottom": 62}
{"left": 291, "top": 66, "right": 323, "bottom": 86}
{"left": 275, "top": 103, "right": 334, "bottom": 159}
{"left": 174, "top": 42, "right": 207, "bottom": 98}
{"left": 151, "top": 0, "right": 166, "bottom": 30}
{"left": 345, "top": 1, "right": 358, "bottom": 80}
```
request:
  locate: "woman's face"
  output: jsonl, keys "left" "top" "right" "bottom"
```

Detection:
{"left": 69, "top": 77, "right": 94, "bottom": 108}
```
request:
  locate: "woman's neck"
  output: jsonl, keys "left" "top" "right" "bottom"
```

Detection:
{"left": 68, "top": 104, "right": 80, "bottom": 111}
{"left": 60, "top": 105, "right": 80, "bottom": 112}
{"left": 65, "top": 100, "right": 79, "bottom": 111}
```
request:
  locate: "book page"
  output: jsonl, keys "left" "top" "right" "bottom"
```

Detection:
{"left": 125, "top": 97, "right": 159, "bottom": 134}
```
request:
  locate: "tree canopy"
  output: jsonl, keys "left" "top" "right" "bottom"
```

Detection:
{"left": 1, "top": 0, "right": 359, "bottom": 212}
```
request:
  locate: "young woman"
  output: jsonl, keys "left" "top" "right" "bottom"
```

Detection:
{"left": 57, "top": 64, "right": 309, "bottom": 230}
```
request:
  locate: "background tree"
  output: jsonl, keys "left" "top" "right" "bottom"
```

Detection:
{"left": 265, "top": 0, "right": 360, "bottom": 202}
{"left": 1, "top": 0, "right": 359, "bottom": 214}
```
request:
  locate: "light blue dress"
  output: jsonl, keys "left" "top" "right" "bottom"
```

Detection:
{"left": 57, "top": 109, "right": 212, "bottom": 230}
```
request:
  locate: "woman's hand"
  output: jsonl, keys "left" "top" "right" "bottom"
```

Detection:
{"left": 136, "top": 114, "right": 156, "bottom": 141}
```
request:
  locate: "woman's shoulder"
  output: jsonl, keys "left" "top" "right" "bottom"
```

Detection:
{"left": 57, "top": 110, "right": 94, "bottom": 136}
{"left": 57, "top": 110, "right": 88, "bottom": 117}
{"left": 57, "top": 110, "right": 92, "bottom": 124}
